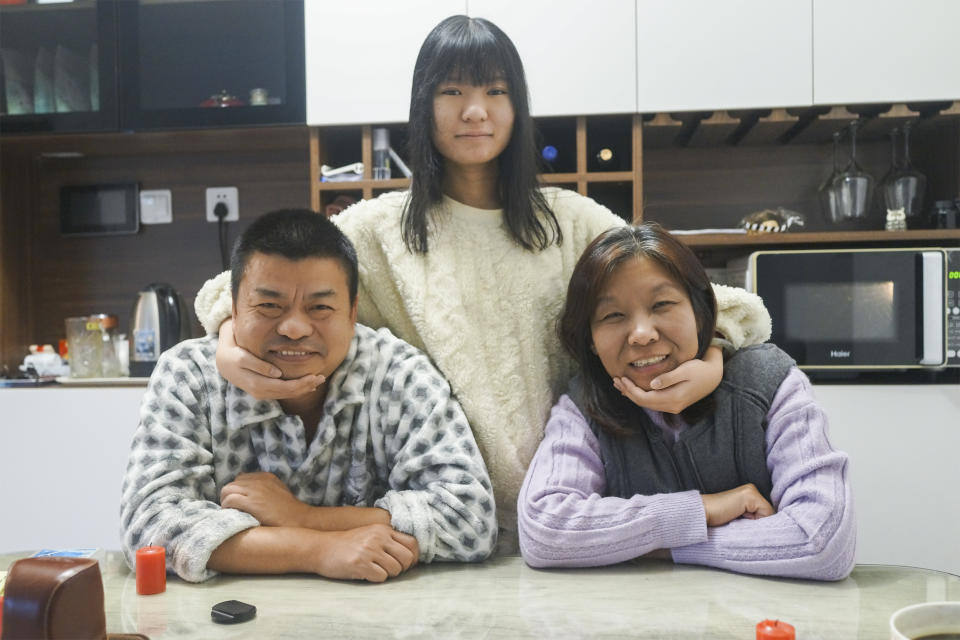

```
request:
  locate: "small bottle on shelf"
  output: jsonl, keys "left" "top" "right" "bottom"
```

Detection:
{"left": 589, "top": 146, "right": 620, "bottom": 172}
{"left": 373, "top": 128, "right": 391, "bottom": 180}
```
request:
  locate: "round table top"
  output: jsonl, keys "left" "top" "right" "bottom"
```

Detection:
{"left": 2, "top": 551, "right": 958, "bottom": 639}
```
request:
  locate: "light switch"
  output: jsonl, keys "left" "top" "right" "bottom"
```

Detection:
{"left": 140, "top": 190, "right": 172, "bottom": 224}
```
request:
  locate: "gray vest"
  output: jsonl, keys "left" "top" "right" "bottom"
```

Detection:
{"left": 569, "top": 343, "right": 795, "bottom": 503}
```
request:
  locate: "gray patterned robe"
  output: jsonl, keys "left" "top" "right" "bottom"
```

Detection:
{"left": 120, "top": 325, "right": 496, "bottom": 582}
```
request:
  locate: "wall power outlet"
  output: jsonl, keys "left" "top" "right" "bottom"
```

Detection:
{"left": 205, "top": 187, "right": 239, "bottom": 222}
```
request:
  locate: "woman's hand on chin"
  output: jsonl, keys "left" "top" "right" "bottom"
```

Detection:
{"left": 216, "top": 318, "right": 324, "bottom": 400}
{"left": 612, "top": 346, "right": 723, "bottom": 414}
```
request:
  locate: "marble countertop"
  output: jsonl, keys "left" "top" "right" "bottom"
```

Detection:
{"left": 3, "top": 552, "right": 959, "bottom": 639}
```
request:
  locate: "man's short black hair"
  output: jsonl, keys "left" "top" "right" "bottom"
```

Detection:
{"left": 230, "top": 209, "right": 358, "bottom": 304}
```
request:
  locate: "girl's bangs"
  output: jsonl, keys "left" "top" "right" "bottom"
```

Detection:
{"left": 432, "top": 35, "right": 510, "bottom": 86}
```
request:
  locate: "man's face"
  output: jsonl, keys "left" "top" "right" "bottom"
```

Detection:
{"left": 233, "top": 252, "right": 357, "bottom": 382}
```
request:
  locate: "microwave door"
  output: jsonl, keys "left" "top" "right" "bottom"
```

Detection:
{"left": 752, "top": 249, "right": 946, "bottom": 369}
{"left": 920, "top": 251, "right": 945, "bottom": 365}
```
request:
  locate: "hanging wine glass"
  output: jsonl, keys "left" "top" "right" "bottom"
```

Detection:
{"left": 835, "top": 119, "right": 874, "bottom": 221}
{"left": 880, "top": 128, "right": 906, "bottom": 230}
{"left": 819, "top": 129, "right": 845, "bottom": 224}
{"left": 882, "top": 120, "right": 926, "bottom": 228}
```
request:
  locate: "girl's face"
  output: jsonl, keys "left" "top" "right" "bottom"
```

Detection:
{"left": 590, "top": 257, "right": 700, "bottom": 392}
{"left": 431, "top": 75, "right": 515, "bottom": 170}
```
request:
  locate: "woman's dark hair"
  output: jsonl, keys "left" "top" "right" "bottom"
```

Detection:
{"left": 402, "top": 15, "right": 561, "bottom": 254}
{"left": 558, "top": 223, "right": 718, "bottom": 434}
{"left": 230, "top": 208, "right": 358, "bottom": 304}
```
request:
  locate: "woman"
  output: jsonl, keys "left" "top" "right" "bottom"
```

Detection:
{"left": 194, "top": 16, "right": 770, "bottom": 551}
{"left": 517, "top": 223, "right": 855, "bottom": 579}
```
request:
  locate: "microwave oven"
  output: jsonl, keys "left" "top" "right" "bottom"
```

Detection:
{"left": 748, "top": 247, "right": 958, "bottom": 370}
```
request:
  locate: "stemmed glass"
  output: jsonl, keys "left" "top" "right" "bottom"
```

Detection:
{"left": 834, "top": 119, "right": 874, "bottom": 221}
{"left": 819, "top": 130, "right": 845, "bottom": 224}
{"left": 881, "top": 120, "right": 926, "bottom": 227}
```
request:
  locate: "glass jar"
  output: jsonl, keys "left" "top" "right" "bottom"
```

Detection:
{"left": 65, "top": 314, "right": 122, "bottom": 378}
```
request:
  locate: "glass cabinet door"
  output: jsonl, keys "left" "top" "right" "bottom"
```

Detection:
{"left": 0, "top": 0, "right": 119, "bottom": 133}
{"left": 117, "top": 0, "right": 305, "bottom": 130}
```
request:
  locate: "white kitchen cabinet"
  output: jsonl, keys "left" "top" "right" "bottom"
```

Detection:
{"left": 0, "top": 387, "right": 146, "bottom": 553}
{"left": 304, "top": 1, "right": 465, "bottom": 125}
{"left": 468, "top": 0, "right": 637, "bottom": 116}
{"left": 636, "top": 0, "right": 813, "bottom": 112}
{"left": 813, "top": 0, "right": 960, "bottom": 105}
{"left": 815, "top": 383, "right": 960, "bottom": 576}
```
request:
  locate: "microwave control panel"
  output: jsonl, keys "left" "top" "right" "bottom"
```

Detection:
{"left": 948, "top": 249, "right": 960, "bottom": 367}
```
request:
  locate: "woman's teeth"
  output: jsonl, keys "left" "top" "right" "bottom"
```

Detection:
{"left": 630, "top": 355, "right": 666, "bottom": 367}
{"left": 278, "top": 350, "right": 311, "bottom": 356}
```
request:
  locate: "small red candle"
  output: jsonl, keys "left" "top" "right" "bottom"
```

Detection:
{"left": 756, "top": 619, "right": 795, "bottom": 640}
{"left": 136, "top": 546, "right": 166, "bottom": 595}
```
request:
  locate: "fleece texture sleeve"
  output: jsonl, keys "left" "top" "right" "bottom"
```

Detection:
{"left": 369, "top": 338, "right": 498, "bottom": 562}
{"left": 119, "top": 349, "right": 259, "bottom": 583}
{"left": 518, "top": 368, "right": 855, "bottom": 580}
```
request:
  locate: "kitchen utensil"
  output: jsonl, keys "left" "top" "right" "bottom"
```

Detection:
{"left": 129, "top": 283, "right": 192, "bottom": 377}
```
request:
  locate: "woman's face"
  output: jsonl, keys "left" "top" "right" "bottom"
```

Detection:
{"left": 431, "top": 75, "right": 515, "bottom": 170}
{"left": 590, "top": 257, "right": 700, "bottom": 391}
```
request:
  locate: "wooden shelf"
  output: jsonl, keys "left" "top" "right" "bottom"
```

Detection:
{"left": 643, "top": 100, "right": 960, "bottom": 148}
{"left": 316, "top": 178, "right": 409, "bottom": 191}
{"left": 309, "top": 109, "right": 958, "bottom": 252}
{"left": 676, "top": 228, "right": 960, "bottom": 248}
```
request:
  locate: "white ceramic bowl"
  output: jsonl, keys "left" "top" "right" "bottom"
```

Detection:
{"left": 890, "top": 601, "right": 960, "bottom": 640}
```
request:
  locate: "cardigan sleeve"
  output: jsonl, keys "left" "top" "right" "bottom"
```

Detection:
{"left": 194, "top": 270, "right": 232, "bottom": 335}
{"left": 670, "top": 367, "right": 856, "bottom": 580}
{"left": 517, "top": 395, "right": 708, "bottom": 568}
{"left": 711, "top": 284, "right": 771, "bottom": 349}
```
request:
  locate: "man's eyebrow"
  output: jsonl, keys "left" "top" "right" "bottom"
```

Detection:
{"left": 250, "top": 287, "right": 337, "bottom": 299}
{"left": 252, "top": 287, "right": 282, "bottom": 298}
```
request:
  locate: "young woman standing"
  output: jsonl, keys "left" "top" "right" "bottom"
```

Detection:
{"left": 194, "top": 16, "right": 771, "bottom": 551}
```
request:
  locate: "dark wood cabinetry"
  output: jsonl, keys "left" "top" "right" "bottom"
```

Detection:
{"left": 0, "top": 0, "right": 305, "bottom": 134}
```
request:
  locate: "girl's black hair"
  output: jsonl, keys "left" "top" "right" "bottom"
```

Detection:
{"left": 402, "top": 15, "right": 561, "bottom": 254}
{"left": 558, "top": 223, "right": 718, "bottom": 435}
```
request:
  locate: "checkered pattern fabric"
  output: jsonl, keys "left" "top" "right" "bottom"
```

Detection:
{"left": 120, "top": 325, "right": 496, "bottom": 582}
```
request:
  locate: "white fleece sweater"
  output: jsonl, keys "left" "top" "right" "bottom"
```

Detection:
{"left": 195, "top": 188, "right": 771, "bottom": 549}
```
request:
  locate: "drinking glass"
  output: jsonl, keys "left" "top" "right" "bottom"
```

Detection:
{"left": 881, "top": 120, "right": 926, "bottom": 226}
{"left": 819, "top": 130, "right": 845, "bottom": 223}
{"left": 835, "top": 119, "right": 874, "bottom": 220}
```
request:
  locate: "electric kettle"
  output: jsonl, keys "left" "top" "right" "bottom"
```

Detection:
{"left": 129, "top": 283, "right": 192, "bottom": 377}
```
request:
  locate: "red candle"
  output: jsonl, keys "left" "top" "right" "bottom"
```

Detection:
{"left": 136, "top": 546, "right": 166, "bottom": 595}
{"left": 756, "top": 619, "right": 795, "bottom": 640}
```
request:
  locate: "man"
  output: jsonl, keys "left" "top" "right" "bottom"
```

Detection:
{"left": 120, "top": 209, "right": 496, "bottom": 583}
